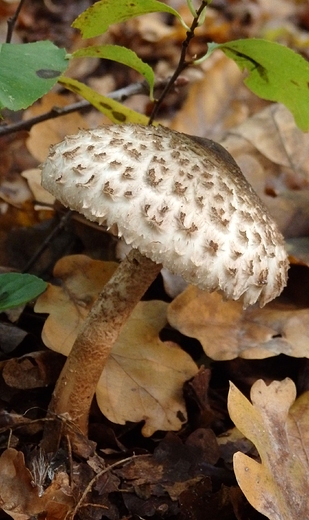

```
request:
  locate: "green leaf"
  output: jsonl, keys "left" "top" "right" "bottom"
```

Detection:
{"left": 58, "top": 76, "right": 150, "bottom": 125}
{"left": 212, "top": 39, "right": 309, "bottom": 132}
{"left": 0, "top": 41, "right": 68, "bottom": 111}
{"left": 0, "top": 273, "right": 47, "bottom": 311}
{"left": 73, "top": 45, "right": 155, "bottom": 99}
{"left": 72, "top": 0, "right": 184, "bottom": 38}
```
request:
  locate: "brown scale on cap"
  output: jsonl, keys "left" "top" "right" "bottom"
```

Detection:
{"left": 41, "top": 124, "right": 289, "bottom": 307}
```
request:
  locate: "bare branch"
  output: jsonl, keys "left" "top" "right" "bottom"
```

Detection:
{"left": 148, "top": 1, "right": 209, "bottom": 125}
{"left": 6, "top": 0, "right": 27, "bottom": 43}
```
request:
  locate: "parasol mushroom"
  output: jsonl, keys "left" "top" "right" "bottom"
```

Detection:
{"left": 40, "top": 124, "right": 289, "bottom": 434}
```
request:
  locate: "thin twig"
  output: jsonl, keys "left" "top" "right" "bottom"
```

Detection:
{"left": 148, "top": 1, "right": 209, "bottom": 125}
{"left": 6, "top": 0, "right": 27, "bottom": 43}
{"left": 0, "top": 82, "right": 149, "bottom": 137}
{"left": 21, "top": 210, "right": 74, "bottom": 273}
{"left": 68, "top": 453, "right": 151, "bottom": 520}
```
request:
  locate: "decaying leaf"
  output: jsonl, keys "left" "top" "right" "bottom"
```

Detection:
{"left": 2, "top": 351, "right": 63, "bottom": 389}
{"left": 228, "top": 378, "right": 309, "bottom": 520}
{"left": 0, "top": 448, "right": 73, "bottom": 519}
{"left": 35, "top": 255, "right": 197, "bottom": 435}
{"left": 167, "top": 286, "right": 309, "bottom": 360}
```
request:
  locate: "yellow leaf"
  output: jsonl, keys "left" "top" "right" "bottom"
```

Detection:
{"left": 228, "top": 379, "right": 309, "bottom": 519}
{"left": 59, "top": 76, "right": 150, "bottom": 125}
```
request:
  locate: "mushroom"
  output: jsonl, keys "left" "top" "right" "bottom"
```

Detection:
{"left": 41, "top": 124, "right": 289, "bottom": 434}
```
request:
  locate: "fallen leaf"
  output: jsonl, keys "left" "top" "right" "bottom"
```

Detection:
{"left": 2, "top": 351, "right": 63, "bottom": 389}
{"left": 228, "top": 378, "right": 309, "bottom": 520}
{"left": 115, "top": 432, "right": 219, "bottom": 500}
{"left": 0, "top": 173, "right": 33, "bottom": 208}
{"left": 21, "top": 168, "right": 55, "bottom": 207}
{"left": 0, "top": 448, "right": 73, "bottom": 519}
{"left": 97, "top": 300, "right": 198, "bottom": 436}
{"left": 167, "top": 286, "right": 309, "bottom": 359}
{"left": 34, "top": 255, "right": 118, "bottom": 355}
{"left": 35, "top": 255, "right": 198, "bottom": 435}
{"left": 25, "top": 92, "right": 89, "bottom": 162}
{"left": 0, "top": 322, "right": 27, "bottom": 354}
{"left": 0, "top": 448, "right": 42, "bottom": 519}
{"left": 220, "top": 104, "right": 309, "bottom": 237}
{"left": 170, "top": 53, "right": 246, "bottom": 138}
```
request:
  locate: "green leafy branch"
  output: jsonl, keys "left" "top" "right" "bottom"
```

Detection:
{"left": 1, "top": 0, "right": 309, "bottom": 130}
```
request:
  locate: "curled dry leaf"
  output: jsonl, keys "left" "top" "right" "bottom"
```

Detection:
{"left": 0, "top": 448, "right": 73, "bottom": 520}
{"left": 167, "top": 285, "right": 309, "bottom": 360}
{"left": 2, "top": 351, "right": 64, "bottom": 389}
{"left": 35, "top": 255, "right": 197, "bottom": 435}
{"left": 220, "top": 104, "right": 309, "bottom": 238}
{"left": 228, "top": 378, "right": 309, "bottom": 520}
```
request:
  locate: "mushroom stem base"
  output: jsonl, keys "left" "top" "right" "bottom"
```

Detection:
{"left": 47, "top": 248, "right": 162, "bottom": 436}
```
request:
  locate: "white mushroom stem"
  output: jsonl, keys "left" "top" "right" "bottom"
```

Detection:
{"left": 48, "top": 248, "right": 162, "bottom": 434}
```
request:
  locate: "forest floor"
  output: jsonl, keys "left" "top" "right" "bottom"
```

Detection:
{"left": 1, "top": 1, "right": 309, "bottom": 519}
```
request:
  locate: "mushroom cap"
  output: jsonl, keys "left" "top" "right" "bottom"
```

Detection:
{"left": 41, "top": 124, "right": 289, "bottom": 307}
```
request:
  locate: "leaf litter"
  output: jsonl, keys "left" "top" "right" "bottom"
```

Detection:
{"left": 1, "top": 1, "right": 309, "bottom": 519}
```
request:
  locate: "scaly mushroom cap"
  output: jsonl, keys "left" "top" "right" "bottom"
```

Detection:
{"left": 41, "top": 124, "right": 289, "bottom": 307}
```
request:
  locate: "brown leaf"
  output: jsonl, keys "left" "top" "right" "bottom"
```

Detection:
{"left": 0, "top": 448, "right": 42, "bottom": 519}
{"left": 21, "top": 168, "right": 55, "bottom": 208}
{"left": 228, "top": 378, "right": 309, "bottom": 520}
{"left": 0, "top": 448, "right": 73, "bottom": 520}
{"left": 25, "top": 93, "right": 89, "bottom": 162}
{"left": 34, "top": 255, "right": 118, "bottom": 356}
{"left": 167, "top": 286, "right": 309, "bottom": 359}
{"left": 220, "top": 104, "right": 309, "bottom": 238}
{"left": 2, "top": 351, "right": 63, "bottom": 389}
{"left": 97, "top": 300, "right": 198, "bottom": 436}
{"left": 170, "top": 54, "right": 246, "bottom": 139}
{"left": 115, "top": 434, "right": 218, "bottom": 501}
{"left": 35, "top": 255, "right": 197, "bottom": 435}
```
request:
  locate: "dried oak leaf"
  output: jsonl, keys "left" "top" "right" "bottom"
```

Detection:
{"left": 220, "top": 104, "right": 309, "bottom": 238}
{"left": 228, "top": 378, "right": 309, "bottom": 520}
{"left": 167, "top": 286, "right": 309, "bottom": 360}
{"left": 35, "top": 254, "right": 118, "bottom": 355}
{"left": 35, "top": 255, "right": 197, "bottom": 436}
{"left": 96, "top": 300, "right": 198, "bottom": 436}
